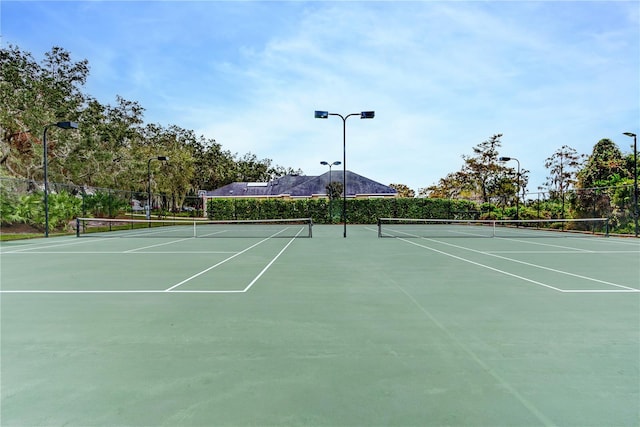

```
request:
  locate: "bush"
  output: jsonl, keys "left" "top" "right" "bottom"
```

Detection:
{"left": 83, "top": 191, "right": 130, "bottom": 218}
{"left": 0, "top": 190, "right": 82, "bottom": 231}
{"left": 208, "top": 198, "right": 499, "bottom": 224}
{"left": 47, "top": 191, "right": 82, "bottom": 230}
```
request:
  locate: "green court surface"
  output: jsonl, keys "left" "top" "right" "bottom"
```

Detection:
{"left": 1, "top": 224, "right": 639, "bottom": 426}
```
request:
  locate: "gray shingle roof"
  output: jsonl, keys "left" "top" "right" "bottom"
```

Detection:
{"left": 206, "top": 171, "right": 397, "bottom": 198}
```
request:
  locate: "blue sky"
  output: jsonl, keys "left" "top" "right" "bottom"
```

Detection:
{"left": 2, "top": 0, "right": 639, "bottom": 195}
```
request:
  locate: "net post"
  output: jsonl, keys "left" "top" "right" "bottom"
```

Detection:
{"left": 193, "top": 220, "right": 197, "bottom": 238}
{"left": 605, "top": 217, "right": 609, "bottom": 237}
{"left": 492, "top": 220, "right": 496, "bottom": 238}
{"left": 377, "top": 218, "right": 381, "bottom": 238}
{"left": 76, "top": 218, "right": 80, "bottom": 237}
{"left": 309, "top": 218, "right": 313, "bottom": 238}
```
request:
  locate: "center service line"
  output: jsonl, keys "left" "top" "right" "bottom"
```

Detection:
{"left": 165, "top": 229, "right": 290, "bottom": 292}
{"left": 242, "top": 228, "right": 303, "bottom": 293}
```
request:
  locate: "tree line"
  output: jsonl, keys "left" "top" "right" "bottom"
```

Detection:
{"left": 418, "top": 133, "right": 637, "bottom": 232}
{"left": 0, "top": 45, "right": 301, "bottom": 211}
{"left": 1, "top": 44, "right": 637, "bottom": 234}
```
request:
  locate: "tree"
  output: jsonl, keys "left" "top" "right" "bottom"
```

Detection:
{"left": 460, "top": 133, "right": 504, "bottom": 202}
{"left": 0, "top": 45, "right": 88, "bottom": 180}
{"left": 232, "top": 152, "right": 300, "bottom": 183}
{"left": 544, "top": 145, "right": 583, "bottom": 217}
{"left": 574, "top": 138, "right": 628, "bottom": 219}
{"left": 544, "top": 145, "right": 583, "bottom": 195}
{"left": 389, "top": 183, "right": 415, "bottom": 198}
{"left": 498, "top": 164, "right": 530, "bottom": 210}
{"left": 420, "top": 134, "right": 505, "bottom": 201}
{"left": 419, "top": 170, "right": 469, "bottom": 199}
{"left": 190, "top": 138, "right": 236, "bottom": 191}
{"left": 577, "top": 138, "right": 625, "bottom": 188}
{"left": 0, "top": 43, "right": 304, "bottom": 215}
{"left": 325, "top": 181, "right": 343, "bottom": 200}
{"left": 66, "top": 96, "right": 145, "bottom": 187}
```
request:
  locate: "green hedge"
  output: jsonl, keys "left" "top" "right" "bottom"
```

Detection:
{"left": 206, "top": 198, "right": 482, "bottom": 224}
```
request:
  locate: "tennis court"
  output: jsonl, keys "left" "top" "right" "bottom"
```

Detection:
{"left": 1, "top": 222, "right": 639, "bottom": 426}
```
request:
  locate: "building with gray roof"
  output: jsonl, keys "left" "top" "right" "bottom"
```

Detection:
{"left": 206, "top": 170, "right": 397, "bottom": 199}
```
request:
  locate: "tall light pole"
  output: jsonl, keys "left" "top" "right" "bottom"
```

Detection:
{"left": 499, "top": 156, "right": 521, "bottom": 221}
{"left": 315, "top": 110, "right": 375, "bottom": 237}
{"left": 43, "top": 121, "right": 78, "bottom": 237}
{"left": 147, "top": 156, "right": 169, "bottom": 220}
{"left": 623, "top": 132, "right": 638, "bottom": 237}
{"left": 320, "top": 160, "right": 341, "bottom": 223}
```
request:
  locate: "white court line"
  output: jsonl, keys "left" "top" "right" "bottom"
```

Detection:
{"left": 428, "top": 237, "right": 639, "bottom": 292}
{"left": 165, "top": 228, "right": 294, "bottom": 292}
{"left": 390, "top": 233, "right": 639, "bottom": 293}
{"left": 570, "top": 235, "right": 640, "bottom": 247}
{"left": 102, "top": 227, "right": 188, "bottom": 238}
{"left": 124, "top": 237, "right": 194, "bottom": 252}
{"left": 488, "top": 250, "right": 640, "bottom": 254}
{"left": 197, "top": 230, "right": 229, "bottom": 237}
{"left": 0, "top": 237, "right": 102, "bottom": 253}
{"left": 0, "top": 237, "right": 234, "bottom": 254}
{"left": 1, "top": 228, "right": 302, "bottom": 294}
{"left": 243, "top": 228, "right": 303, "bottom": 293}
{"left": 383, "top": 227, "right": 639, "bottom": 292}
{"left": 0, "top": 251, "right": 237, "bottom": 254}
{"left": 561, "top": 289, "right": 640, "bottom": 293}
{"left": 0, "top": 290, "right": 161, "bottom": 294}
{"left": 398, "top": 237, "right": 566, "bottom": 292}
{"left": 0, "top": 290, "right": 244, "bottom": 294}
{"left": 498, "top": 237, "right": 593, "bottom": 252}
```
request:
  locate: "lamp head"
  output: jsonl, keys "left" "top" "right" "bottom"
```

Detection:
{"left": 315, "top": 111, "right": 329, "bottom": 119}
{"left": 320, "top": 161, "right": 329, "bottom": 166}
{"left": 157, "top": 156, "right": 169, "bottom": 161}
{"left": 55, "top": 121, "right": 78, "bottom": 130}
{"left": 498, "top": 157, "right": 511, "bottom": 162}
{"left": 623, "top": 132, "right": 636, "bottom": 138}
{"left": 332, "top": 161, "right": 342, "bottom": 166}
{"left": 360, "top": 111, "right": 375, "bottom": 119}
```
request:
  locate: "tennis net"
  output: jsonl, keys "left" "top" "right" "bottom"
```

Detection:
{"left": 377, "top": 217, "right": 610, "bottom": 238}
{"left": 75, "top": 217, "right": 313, "bottom": 238}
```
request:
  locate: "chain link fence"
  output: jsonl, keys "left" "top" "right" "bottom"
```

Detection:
{"left": 524, "top": 184, "right": 637, "bottom": 235}
{"left": 2, "top": 176, "right": 637, "bottom": 236}
{"left": 1, "top": 177, "right": 206, "bottom": 233}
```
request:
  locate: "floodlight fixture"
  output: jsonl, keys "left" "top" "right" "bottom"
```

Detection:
{"left": 55, "top": 121, "right": 79, "bottom": 130}
{"left": 314, "top": 110, "right": 375, "bottom": 237}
